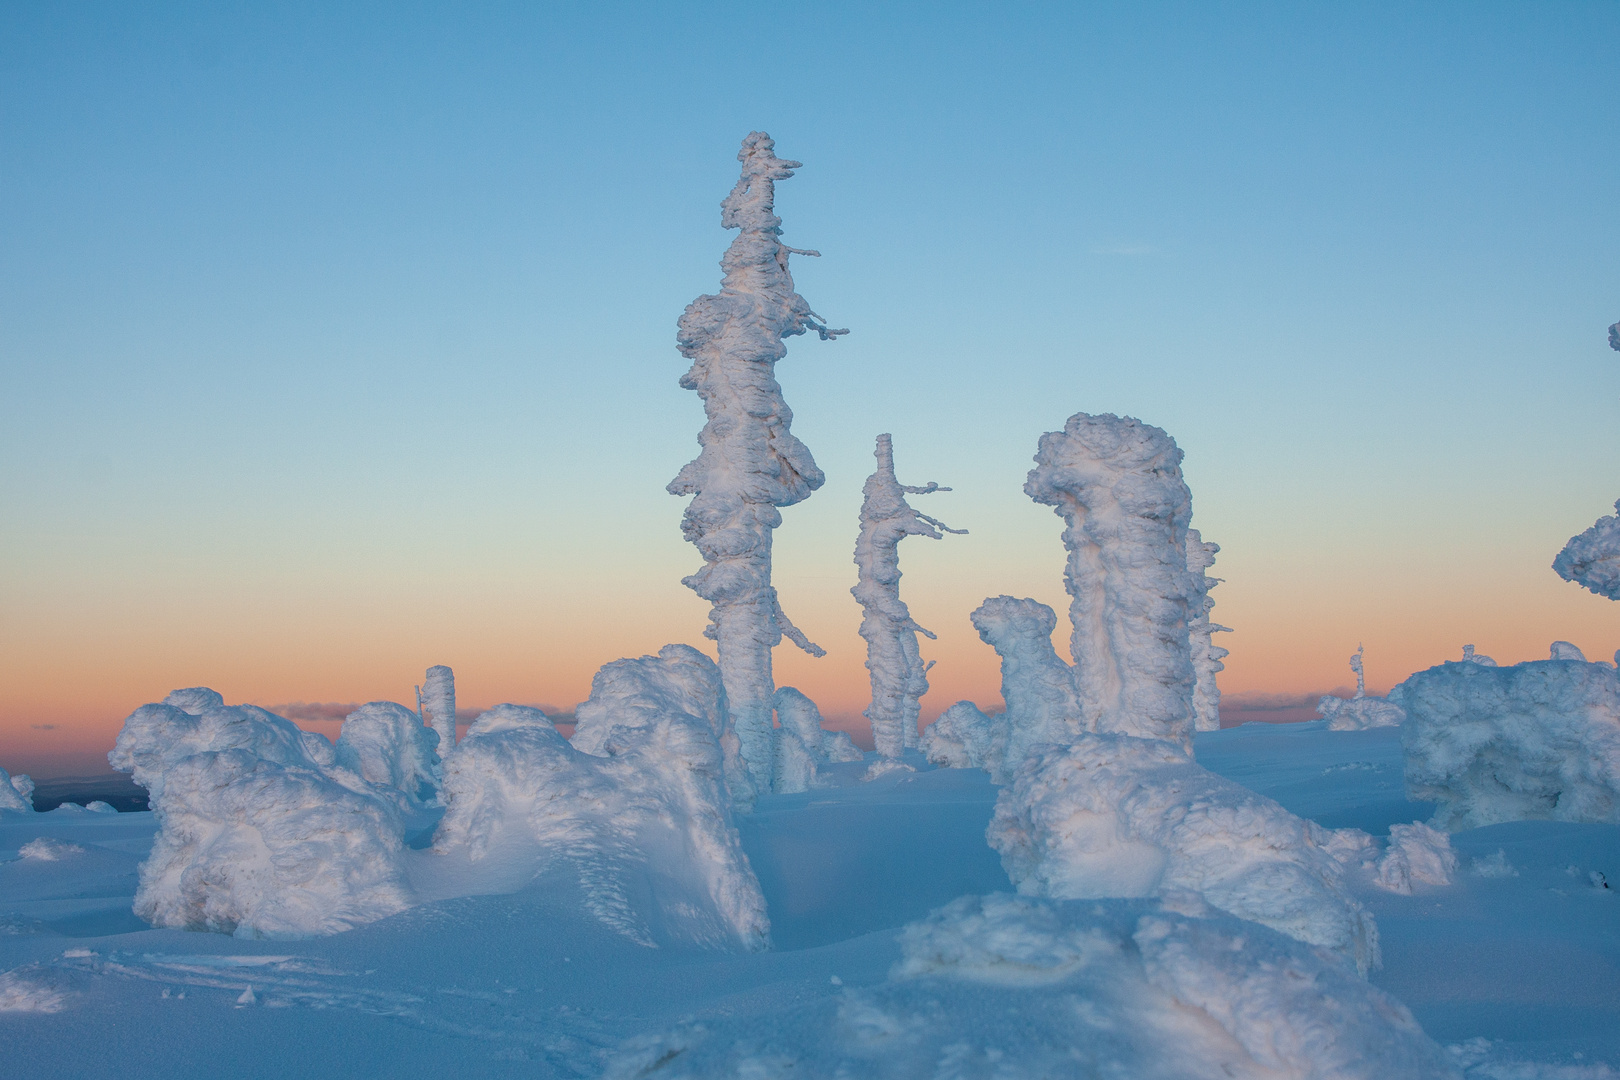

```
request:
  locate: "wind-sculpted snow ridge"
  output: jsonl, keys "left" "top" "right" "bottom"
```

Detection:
{"left": 970, "top": 596, "right": 1084, "bottom": 783}
{"left": 603, "top": 894, "right": 1452, "bottom": 1080}
{"left": 987, "top": 732, "right": 1381, "bottom": 975}
{"left": 434, "top": 646, "right": 770, "bottom": 951}
{"left": 420, "top": 665, "right": 456, "bottom": 754}
{"left": 1374, "top": 822, "right": 1456, "bottom": 894}
{"left": 1318, "top": 645, "right": 1408, "bottom": 730}
{"left": 1392, "top": 658, "right": 1620, "bottom": 830}
{"left": 1186, "top": 529, "right": 1230, "bottom": 732}
{"left": 853, "top": 434, "right": 965, "bottom": 758}
{"left": 334, "top": 701, "right": 441, "bottom": 806}
{"left": 920, "top": 699, "right": 997, "bottom": 769}
{"left": 668, "top": 132, "right": 846, "bottom": 799}
{"left": 1026, "top": 413, "right": 1199, "bottom": 751}
{"left": 0, "top": 764, "right": 35, "bottom": 813}
{"left": 1555, "top": 500, "right": 1620, "bottom": 601}
{"left": 771, "top": 686, "right": 863, "bottom": 794}
{"left": 109, "top": 690, "right": 414, "bottom": 937}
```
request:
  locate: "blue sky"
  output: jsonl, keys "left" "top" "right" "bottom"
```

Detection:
{"left": 3, "top": 1, "right": 1618, "bottom": 772}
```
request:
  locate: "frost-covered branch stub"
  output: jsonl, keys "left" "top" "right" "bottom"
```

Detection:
{"left": 1025, "top": 413, "right": 1199, "bottom": 751}
{"left": 668, "top": 132, "right": 847, "bottom": 794}
{"left": 853, "top": 434, "right": 966, "bottom": 758}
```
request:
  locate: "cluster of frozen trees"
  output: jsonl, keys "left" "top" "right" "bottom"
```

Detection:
{"left": 1316, "top": 645, "right": 1407, "bottom": 730}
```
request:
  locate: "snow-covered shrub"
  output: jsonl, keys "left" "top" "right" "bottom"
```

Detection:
{"left": 334, "top": 701, "right": 440, "bottom": 805}
{"left": 0, "top": 765, "right": 34, "bottom": 813}
{"left": 1025, "top": 412, "right": 1200, "bottom": 751}
{"left": 770, "top": 686, "right": 860, "bottom": 793}
{"left": 667, "top": 132, "right": 843, "bottom": 795}
{"left": 435, "top": 647, "right": 769, "bottom": 951}
{"left": 1374, "top": 822, "right": 1457, "bottom": 894}
{"left": 920, "top": 699, "right": 997, "bottom": 769}
{"left": 987, "top": 732, "right": 1379, "bottom": 974}
{"left": 1555, "top": 500, "right": 1620, "bottom": 600}
{"left": 109, "top": 688, "right": 415, "bottom": 937}
{"left": 1394, "top": 658, "right": 1620, "bottom": 830}
{"left": 1186, "top": 528, "right": 1230, "bottom": 732}
{"left": 135, "top": 747, "right": 414, "bottom": 937}
{"left": 1318, "top": 646, "right": 1407, "bottom": 730}
{"left": 852, "top": 434, "right": 964, "bottom": 758}
{"left": 970, "top": 596, "right": 1082, "bottom": 782}
{"left": 605, "top": 894, "right": 1452, "bottom": 1080}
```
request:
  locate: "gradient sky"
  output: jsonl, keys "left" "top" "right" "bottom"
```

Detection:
{"left": 3, "top": 2, "right": 1618, "bottom": 776}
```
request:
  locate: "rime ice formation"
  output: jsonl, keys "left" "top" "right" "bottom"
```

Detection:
{"left": 0, "top": 765, "right": 34, "bottom": 813}
{"left": 1373, "top": 822, "right": 1456, "bottom": 894}
{"left": 1025, "top": 413, "right": 1198, "bottom": 751}
{"left": 435, "top": 647, "right": 770, "bottom": 950}
{"left": 771, "top": 686, "right": 862, "bottom": 794}
{"left": 1610, "top": 320, "right": 1620, "bottom": 351}
{"left": 334, "top": 701, "right": 441, "bottom": 805}
{"left": 970, "top": 596, "right": 1084, "bottom": 783}
{"left": 110, "top": 690, "right": 414, "bottom": 937}
{"left": 1550, "top": 640, "right": 1587, "bottom": 660}
{"left": 1317, "top": 645, "right": 1407, "bottom": 730}
{"left": 853, "top": 434, "right": 966, "bottom": 758}
{"left": 1185, "top": 529, "right": 1229, "bottom": 732}
{"left": 1392, "top": 657, "right": 1620, "bottom": 830}
{"left": 1554, "top": 500, "right": 1620, "bottom": 601}
{"left": 987, "top": 732, "right": 1380, "bottom": 974}
{"left": 920, "top": 700, "right": 998, "bottom": 769}
{"left": 604, "top": 895, "right": 1452, "bottom": 1080}
{"left": 667, "top": 133, "right": 845, "bottom": 797}
{"left": 421, "top": 665, "right": 456, "bottom": 753}
{"left": 1460, "top": 644, "right": 1497, "bottom": 666}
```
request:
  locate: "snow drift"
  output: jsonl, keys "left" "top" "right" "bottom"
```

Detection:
{"left": 1025, "top": 412, "right": 1199, "bottom": 751}
{"left": 970, "top": 595, "right": 1083, "bottom": 782}
{"left": 987, "top": 732, "right": 1380, "bottom": 974}
{"left": 1393, "top": 657, "right": 1620, "bottom": 830}
{"left": 1555, "top": 499, "right": 1620, "bottom": 601}
{"left": 109, "top": 689, "right": 417, "bottom": 937}
{"left": 605, "top": 894, "right": 1451, "bottom": 1080}
{"left": 434, "top": 645, "right": 770, "bottom": 951}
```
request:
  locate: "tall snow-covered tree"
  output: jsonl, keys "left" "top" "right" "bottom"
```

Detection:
{"left": 669, "top": 132, "right": 846, "bottom": 794}
{"left": 853, "top": 434, "right": 965, "bottom": 758}
{"left": 1185, "top": 529, "right": 1230, "bottom": 732}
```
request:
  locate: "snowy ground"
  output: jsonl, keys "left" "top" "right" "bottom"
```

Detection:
{"left": 2, "top": 722, "right": 1615, "bottom": 1079}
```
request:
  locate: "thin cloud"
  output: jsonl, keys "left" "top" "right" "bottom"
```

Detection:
{"left": 31, "top": 723, "right": 57, "bottom": 730}
{"left": 268, "top": 702, "right": 361, "bottom": 723}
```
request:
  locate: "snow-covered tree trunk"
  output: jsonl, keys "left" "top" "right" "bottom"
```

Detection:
{"left": 1025, "top": 413, "right": 1198, "bottom": 752}
{"left": 668, "top": 133, "right": 845, "bottom": 795}
{"left": 1185, "top": 529, "right": 1229, "bottom": 733}
{"left": 421, "top": 665, "right": 456, "bottom": 754}
{"left": 853, "top": 434, "right": 964, "bottom": 758}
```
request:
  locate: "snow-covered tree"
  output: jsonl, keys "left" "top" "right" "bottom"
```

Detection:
{"left": 1025, "top": 413, "right": 1198, "bottom": 752}
{"left": 969, "top": 596, "right": 1084, "bottom": 782}
{"left": 1555, "top": 500, "right": 1620, "bottom": 600}
{"left": 853, "top": 434, "right": 965, "bottom": 758}
{"left": 421, "top": 665, "right": 456, "bottom": 754}
{"left": 1185, "top": 529, "right": 1230, "bottom": 733}
{"left": 669, "top": 132, "right": 846, "bottom": 796}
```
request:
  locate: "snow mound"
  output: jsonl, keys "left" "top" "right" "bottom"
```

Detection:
{"left": 1471, "top": 849, "right": 1519, "bottom": 878}
{"left": 1026, "top": 412, "right": 1199, "bottom": 751}
{"left": 1555, "top": 500, "right": 1620, "bottom": 601}
{"left": 970, "top": 596, "right": 1083, "bottom": 782}
{"left": 334, "top": 701, "right": 440, "bottom": 805}
{"left": 1393, "top": 658, "right": 1620, "bottom": 830}
{"left": 434, "top": 646, "right": 769, "bottom": 951}
{"left": 920, "top": 699, "right": 996, "bottom": 769}
{"left": 605, "top": 894, "right": 1452, "bottom": 1080}
{"left": 134, "top": 747, "right": 414, "bottom": 937}
{"left": 1320, "top": 695, "right": 1407, "bottom": 730}
{"left": 84, "top": 801, "right": 117, "bottom": 814}
{"left": 860, "top": 758, "right": 915, "bottom": 782}
{"left": 0, "top": 765, "right": 33, "bottom": 813}
{"left": 109, "top": 691, "right": 336, "bottom": 800}
{"left": 1374, "top": 822, "right": 1457, "bottom": 894}
{"left": 18, "top": 838, "right": 84, "bottom": 861}
{"left": 987, "top": 732, "right": 1380, "bottom": 974}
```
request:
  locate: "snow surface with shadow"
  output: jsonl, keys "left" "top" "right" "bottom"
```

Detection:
{"left": 2, "top": 723, "right": 1616, "bottom": 1078}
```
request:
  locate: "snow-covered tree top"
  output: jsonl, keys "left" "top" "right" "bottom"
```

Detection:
{"left": 852, "top": 434, "right": 965, "bottom": 613}
{"left": 1554, "top": 500, "right": 1620, "bottom": 601}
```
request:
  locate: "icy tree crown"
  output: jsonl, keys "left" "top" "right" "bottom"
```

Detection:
{"left": 1554, "top": 500, "right": 1620, "bottom": 601}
